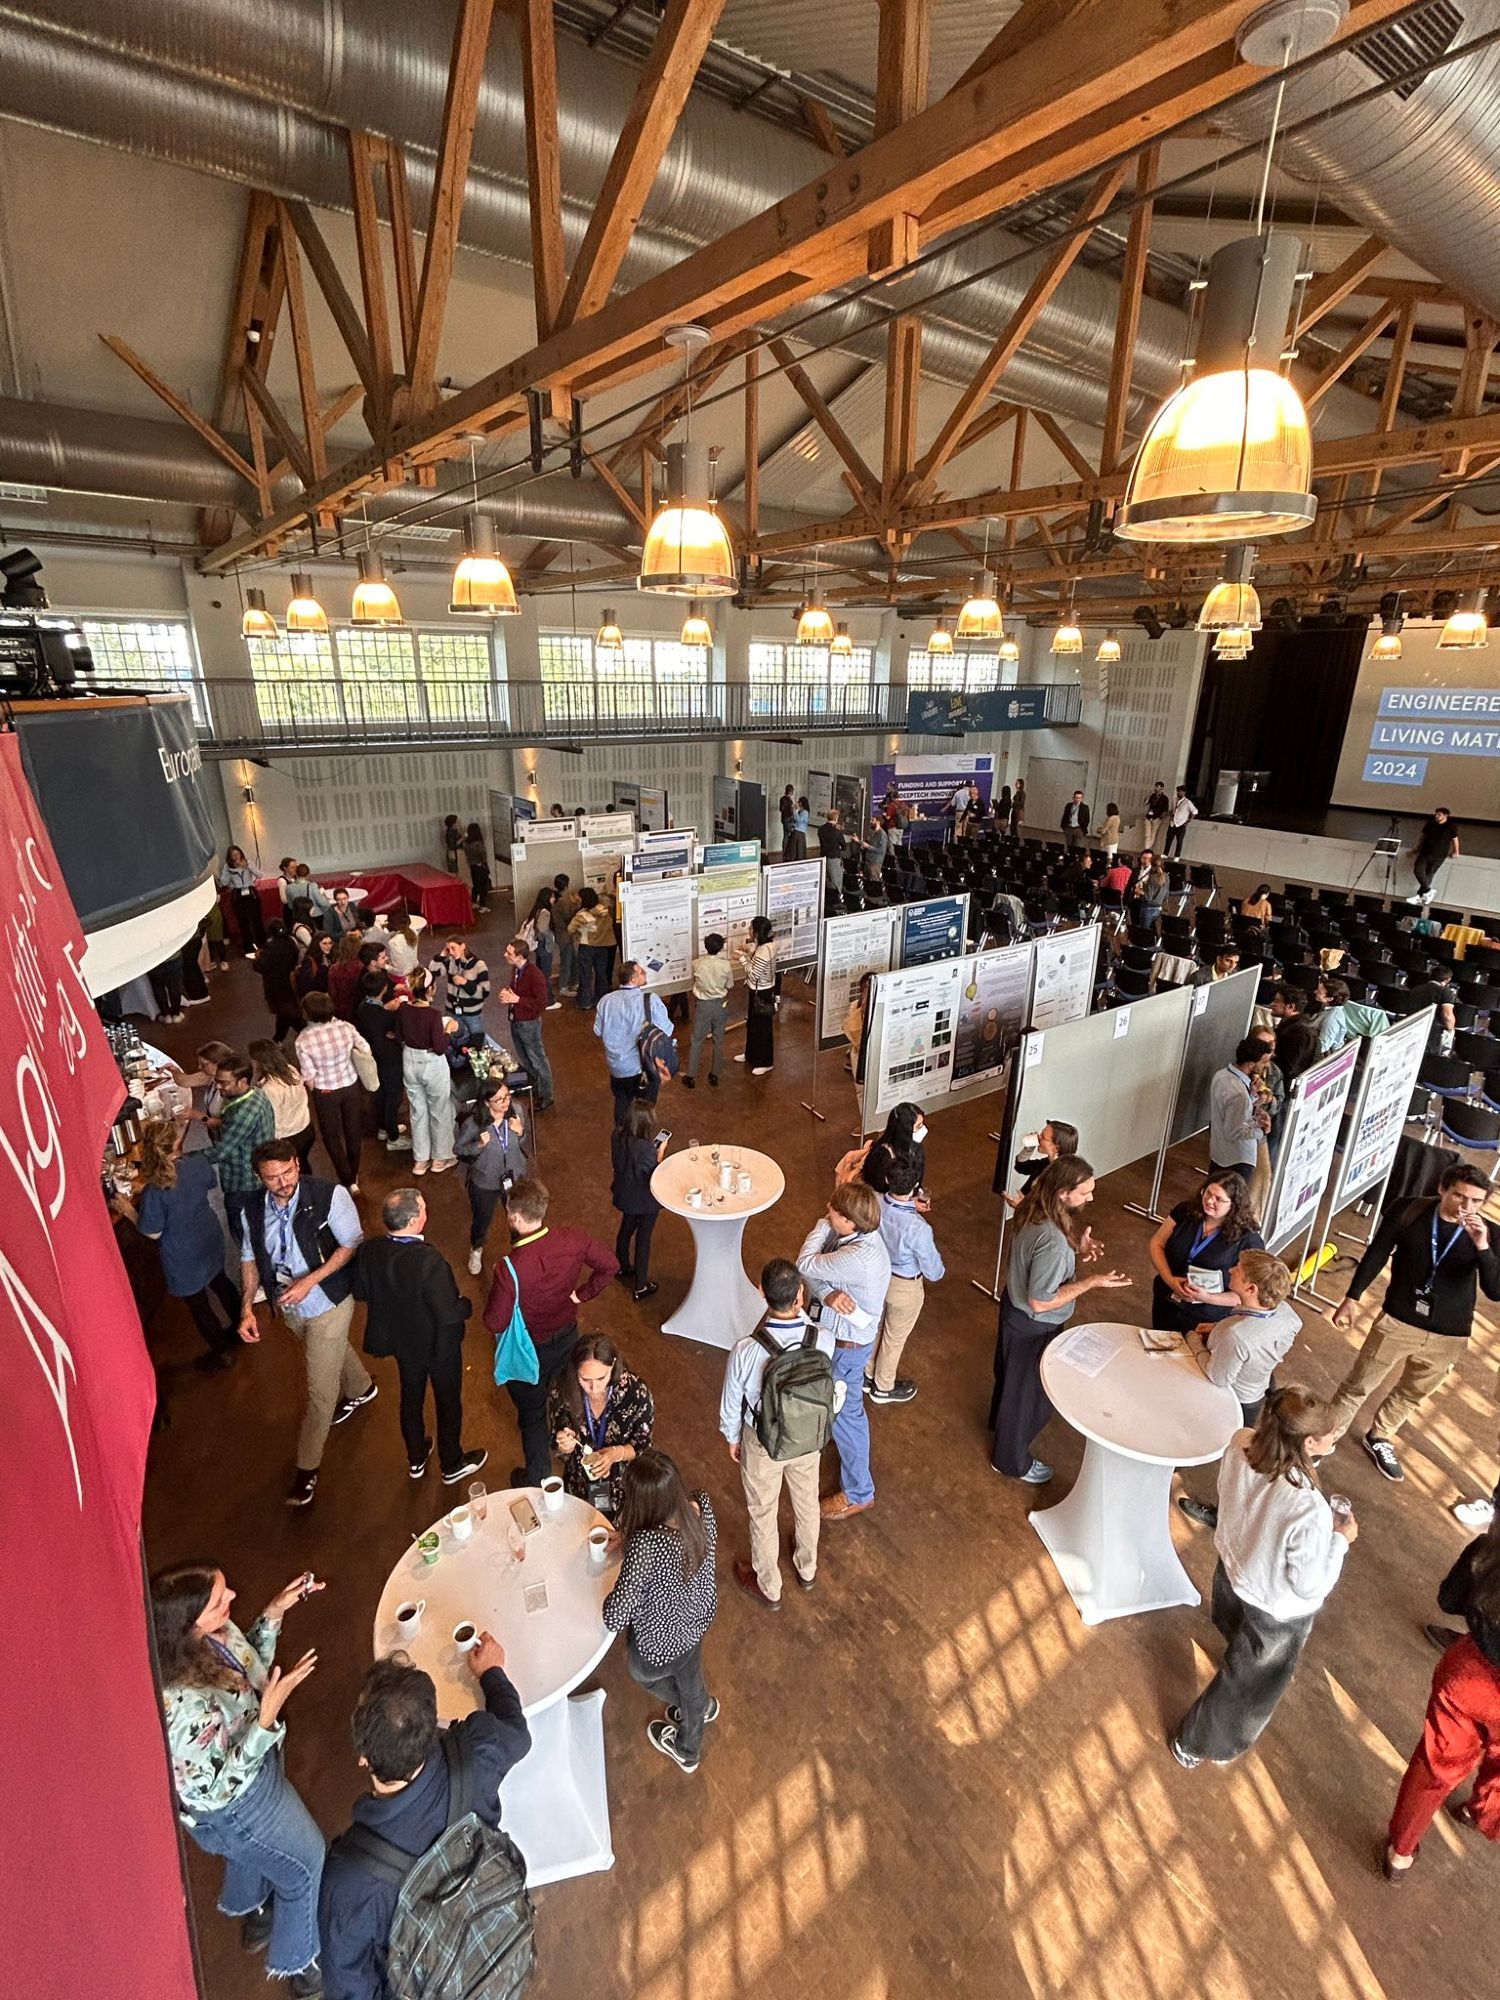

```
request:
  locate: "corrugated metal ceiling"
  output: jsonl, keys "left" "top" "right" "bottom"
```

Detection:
{"left": 717, "top": 0, "right": 1024, "bottom": 100}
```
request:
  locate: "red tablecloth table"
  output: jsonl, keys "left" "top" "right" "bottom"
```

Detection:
{"left": 253, "top": 867, "right": 471, "bottom": 927}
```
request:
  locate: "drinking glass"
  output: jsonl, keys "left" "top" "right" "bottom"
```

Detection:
{"left": 468, "top": 1479, "right": 488, "bottom": 1522}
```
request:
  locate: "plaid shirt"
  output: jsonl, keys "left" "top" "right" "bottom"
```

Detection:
{"left": 295, "top": 1018, "right": 370, "bottom": 1092}
{"left": 208, "top": 1087, "right": 275, "bottom": 1193}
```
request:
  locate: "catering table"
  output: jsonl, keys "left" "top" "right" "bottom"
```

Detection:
{"left": 651, "top": 1144, "right": 785, "bottom": 1349}
{"left": 1032, "top": 1320, "right": 1240, "bottom": 1626}
{"left": 374, "top": 1487, "right": 617, "bottom": 1887}
{"left": 254, "top": 865, "right": 472, "bottom": 929}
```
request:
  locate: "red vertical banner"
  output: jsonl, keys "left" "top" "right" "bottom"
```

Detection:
{"left": 0, "top": 735, "right": 196, "bottom": 1998}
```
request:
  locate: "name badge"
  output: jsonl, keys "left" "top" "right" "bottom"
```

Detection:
{"left": 1413, "top": 1294, "right": 1431, "bottom": 1318}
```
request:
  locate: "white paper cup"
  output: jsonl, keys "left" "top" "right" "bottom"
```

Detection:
{"left": 687, "top": 1187, "right": 703, "bottom": 1208}
{"left": 541, "top": 1475, "right": 565, "bottom": 1512}
{"left": 587, "top": 1526, "right": 611, "bottom": 1571}
{"left": 719, "top": 1163, "right": 735, "bottom": 1190}
{"left": 447, "top": 1504, "right": 473, "bottom": 1542}
{"left": 736, "top": 1169, "right": 752, "bottom": 1194}
{"left": 452, "top": 1620, "right": 479, "bottom": 1652}
{"left": 395, "top": 1599, "right": 425, "bottom": 1635}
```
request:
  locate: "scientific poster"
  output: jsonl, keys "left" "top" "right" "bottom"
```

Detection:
{"left": 900, "top": 894, "right": 968, "bottom": 968}
{"left": 629, "top": 827, "right": 695, "bottom": 880}
{"left": 807, "top": 770, "right": 834, "bottom": 821}
{"left": 950, "top": 943, "right": 1033, "bottom": 1089}
{"left": 580, "top": 810, "right": 636, "bottom": 845}
{"left": 621, "top": 878, "right": 695, "bottom": 990}
{"left": 761, "top": 858, "right": 824, "bottom": 968}
{"left": 579, "top": 835, "right": 633, "bottom": 901}
{"left": 867, "top": 957, "right": 965, "bottom": 1121}
{"left": 1030, "top": 926, "right": 1098, "bottom": 1031}
{"left": 703, "top": 838, "right": 760, "bottom": 869}
{"left": 695, "top": 863, "right": 761, "bottom": 971}
{"left": 638, "top": 785, "right": 669, "bottom": 831}
{"left": 1332, "top": 1010, "right": 1433, "bottom": 1209}
{"left": 518, "top": 815, "right": 577, "bottom": 845}
{"left": 817, "top": 907, "right": 900, "bottom": 1050}
{"left": 1266, "top": 1042, "right": 1360, "bottom": 1252}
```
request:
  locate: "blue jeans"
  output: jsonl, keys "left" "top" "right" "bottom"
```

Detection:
{"left": 511, "top": 1016, "right": 554, "bottom": 1109}
{"left": 578, "top": 944, "right": 614, "bottom": 1010}
{"left": 831, "top": 1341, "right": 875, "bottom": 1505}
{"left": 455, "top": 1008, "right": 487, "bottom": 1047}
{"left": 556, "top": 927, "right": 578, "bottom": 992}
{"left": 186, "top": 1753, "right": 324, "bottom": 1977}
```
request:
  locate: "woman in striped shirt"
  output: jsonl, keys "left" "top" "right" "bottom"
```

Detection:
{"left": 735, "top": 914, "right": 778, "bottom": 1076}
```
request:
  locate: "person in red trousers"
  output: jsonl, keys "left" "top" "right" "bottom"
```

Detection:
{"left": 1384, "top": 1526, "right": 1500, "bottom": 1879}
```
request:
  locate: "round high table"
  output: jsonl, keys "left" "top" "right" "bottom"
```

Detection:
{"left": 1031, "top": 1320, "right": 1240, "bottom": 1626}
{"left": 651, "top": 1145, "right": 785, "bottom": 1349}
{"left": 374, "top": 1488, "right": 618, "bottom": 1886}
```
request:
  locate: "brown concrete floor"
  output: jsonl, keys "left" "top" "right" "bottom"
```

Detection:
{"left": 137, "top": 899, "right": 1500, "bottom": 2000}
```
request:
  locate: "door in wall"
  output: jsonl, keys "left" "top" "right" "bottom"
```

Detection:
{"left": 1021, "top": 756, "right": 1089, "bottom": 836}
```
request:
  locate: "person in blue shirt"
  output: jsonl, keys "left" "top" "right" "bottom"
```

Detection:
{"left": 594, "top": 959, "right": 672, "bottom": 1125}
{"left": 783, "top": 797, "right": 810, "bottom": 861}
{"left": 867, "top": 1154, "right": 946, "bottom": 1405}
{"left": 114, "top": 1116, "right": 240, "bottom": 1373}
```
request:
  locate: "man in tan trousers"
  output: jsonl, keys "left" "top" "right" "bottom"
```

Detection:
{"left": 866, "top": 1153, "right": 946, "bottom": 1405}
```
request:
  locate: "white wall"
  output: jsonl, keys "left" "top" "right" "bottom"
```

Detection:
{"left": 1332, "top": 619, "right": 1500, "bottom": 824}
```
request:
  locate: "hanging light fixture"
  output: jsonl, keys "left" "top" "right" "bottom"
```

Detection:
{"left": 927, "top": 615, "right": 954, "bottom": 656}
{"left": 998, "top": 625, "right": 1020, "bottom": 663}
{"left": 1214, "top": 625, "right": 1254, "bottom": 660}
{"left": 829, "top": 622, "right": 854, "bottom": 658}
{"left": 449, "top": 511, "right": 517, "bottom": 615}
{"left": 1051, "top": 585, "right": 1082, "bottom": 656}
{"left": 595, "top": 608, "right": 624, "bottom": 653}
{"left": 957, "top": 570, "right": 1003, "bottom": 639}
{"left": 797, "top": 590, "right": 834, "bottom": 648}
{"left": 1371, "top": 618, "right": 1403, "bottom": 662}
{"left": 1198, "top": 543, "right": 1263, "bottom": 631}
{"left": 241, "top": 587, "right": 277, "bottom": 639}
{"left": 1117, "top": 234, "right": 1315, "bottom": 545}
{"left": 1096, "top": 629, "right": 1122, "bottom": 664}
{"left": 1439, "top": 589, "right": 1489, "bottom": 650}
{"left": 680, "top": 602, "right": 712, "bottom": 648}
{"left": 351, "top": 548, "right": 403, "bottom": 625}
{"left": 285, "top": 572, "right": 327, "bottom": 634}
{"left": 639, "top": 326, "right": 736, "bottom": 596}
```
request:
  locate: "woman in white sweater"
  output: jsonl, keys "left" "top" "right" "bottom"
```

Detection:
{"left": 1171, "top": 1387, "right": 1355, "bottom": 1768}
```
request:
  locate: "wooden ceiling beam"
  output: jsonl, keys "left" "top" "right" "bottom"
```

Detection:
{"left": 410, "top": 0, "right": 498, "bottom": 412}
{"left": 881, "top": 314, "right": 923, "bottom": 513}
{"left": 212, "top": 191, "right": 279, "bottom": 432}
{"left": 1297, "top": 234, "right": 1389, "bottom": 332}
{"left": 743, "top": 347, "right": 760, "bottom": 540}
{"left": 798, "top": 93, "right": 848, "bottom": 158}
{"left": 1032, "top": 407, "right": 1096, "bottom": 483}
{"left": 951, "top": 0, "right": 1084, "bottom": 92}
{"left": 99, "top": 334, "right": 258, "bottom": 489}
{"left": 1099, "top": 144, "right": 1158, "bottom": 474}
{"left": 580, "top": 445, "right": 649, "bottom": 534}
{"left": 347, "top": 131, "right": 395, "bottom": 431}
{"left": 768, "top": 341, "right": 882, "bottom": 518}
{"left": 1003, "top": 409, "right": 1028, "bottom": 552}
{"left": 239, "top": 361, "right": 313, "bottom": 488}
{"left": 274, "top": 203, "right": 328, "bottom": 484}
{"left": 281, "top": 199, "right": 380, "bottom": 412}
{"left": 555, "top": 0, "right": 729, "bottom": 330}
{"left": 1304, "top": 299, "right": 1398, "bottom": 409}
{"left": 514, "top": 0, "right": 567, "bottom": 345}
{"left": 869, "top": 0, "right": 933, "bottom": 277}
{"left": 1354, "top": 298, "right": 1418, "bottom": 533}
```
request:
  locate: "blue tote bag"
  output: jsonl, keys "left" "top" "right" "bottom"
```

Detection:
{"left": 491, "top": 1255, "right": 539, "bottom": 1385}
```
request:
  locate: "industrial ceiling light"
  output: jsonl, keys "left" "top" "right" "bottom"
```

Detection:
{"left": 240, "top": 587, "right": 276, "bottom": 639}
{"left": 1051, "top": 587, "right": 1083, "bottom": 656}
{"left": 680, "top": 602, "right": 712, "bottom": 648}
{"left": 797, "top": 590, "right": 834, "bottom": 648}
{"left": 285, "top": 571, "right": 327, "bottom": 634}
{"left": 449, "top": 511, "right": 518, "bottom": 615}
{"left": 1214, "top": 624, "right": 1254, "bottom": 659}
{"left": 639, "top": 326, "right": 736, "bottom": 596}
{"left": 1438, "top": 590, "right": 1489, "bottom": 650}
{"left": 1198, "top": 543, "right": 1263, "bottom": 631}
{"left": 1096, "top": 629, "right": 1122, "bottom": 664}
{"left": 1117, "top": 234, "right": 1315, "bottom": 545}
{"left": 829, "top": 621, "right": 854, "bottom": 658}
{"left": 351, "top": 548, "right": 403, "bottom": 625}
{"left": 957, "top": 570, "right": 1003, "bottom": 639}
{"left": 595, "top": 608, "right": 624, "bottom": 652}
{"left": 1371, "top": 617, "right": 1403, "bottom": 662}
{"left": 998, "top": 625, "right": 1020, "bottom": 663}
{"left": 927, "top": 615, "right": 954, "bottom": 656}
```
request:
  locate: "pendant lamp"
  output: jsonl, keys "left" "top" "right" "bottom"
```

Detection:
{"left": 927, "top": 616, "right": 954, "bottom": 657}
{"left": 1198, "top": 543, "right": 1263, "bottom": 632}
{"left": 639, "top": 441, "right": 736, "bottom": 596}
{"left": 957, "top": 571, "right": 1003, "bottom": 639}
{"left": 1370, "top": 616, "right": 1403, "bottom": 662}
{"left": 1438, "top": 591, "right": 1488, "bottom": 650}
{"left": 829, "top": 622, "right": 853, "bottom": 658}
{"left": 351, "top": 549, "right": 402, "bottom": 626}
{"left": 595, "top": 609, "right": 624, "bottom": 653}
{"left": 1051, "top": 611, "right": 1082, "bottom": 656}
{"left": 797, "top": 591, "right": 834, "bottom": 648}
{"left": 680, "top": 603, "right": 712, "bottom": 648}
{"left": 285, "top": 572, "right": 327, "bottom": 634}
{"left": 1096, "top": 629, "right": 1122, "bottom": 664}
{"left": 1214, "top": 625, "right": 1254, "bottom": 659}
{"left": 241, "top": 587, "right": 276, "bottom": 638}
{"left": 998, "top": 627, "right": 1020, "bottom": 663}
{"left": 449, "top": 512, "right": 518, "bottom": 615}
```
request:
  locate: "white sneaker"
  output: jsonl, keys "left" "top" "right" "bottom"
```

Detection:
{"left": 1454, "top": 1497, "right": 1496, "bottom": 1531}
{"left": 1406, "top": 894, "right": 1423, "bottom": 906}
{"left": 733, "top": 1053, "right": 747, "bottom": 1063}
{"left": 546, "top": 1001, "right": 562, "bottom": 1011}
{"left": 467, "top": 1247, "right": 483, "bottom": 1276}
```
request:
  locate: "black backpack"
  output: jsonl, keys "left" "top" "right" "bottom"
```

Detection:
{"left": 333, "top": 1732, "right": 536, "bottom": 2000}
{"left": 752, "top": 1322, "right": 835, "bottom": 1461}
{"left": 637, "top": 989, "right": 680, "bottom": 1083}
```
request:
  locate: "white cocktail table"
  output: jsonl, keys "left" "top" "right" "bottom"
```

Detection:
{"left": 374, "top": 1488, "right": 617, "bottom": 1886}
{"left": 651, "top": 1145, "right": 785, "bottom": 1349}
{"left": 1032, "top": 1320, "right": 1240, "bottom": 1625}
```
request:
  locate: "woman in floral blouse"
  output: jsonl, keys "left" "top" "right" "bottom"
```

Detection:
{"left": 548, "top": 1333, "right": 655, "bottom": 1516}
{"left": 151, "top": 1562, "right": 326, "bottom": 1992}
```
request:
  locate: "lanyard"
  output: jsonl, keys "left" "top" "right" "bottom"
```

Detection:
{"left": 1423, "top": 1212, "right": 1464, "bottom": 1293}
{"left": 1189, "top": 1221, "right": 1218, "bottom": 1262}
{"left": 269, "top": 1195, "right": 298, "bottom": 1270}
{"left": 492, "top": 1118, "right": 511, "bottom": 1158}
{"left": 582, "top": 1395, "right": 609, "bottom": 1449}
{"left": 205, "top": 1634, "right": 250, "bottom": 1684}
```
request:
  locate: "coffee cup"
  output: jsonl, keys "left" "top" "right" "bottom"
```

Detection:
{"left": 416, "top": 1531, "right": 441, "bottom": 1565}
{"left": 452, "top": 1620, "right": 479, "bottom": 1652}
{"left": 719, "top": 1162, "right": 735, "bottom": 1190}
{"left": 687, "top": 1186, "right": 703, "bottom": 1208}
{"left": 736, "top": 1169, "right": 752, "bottom": 1194}
{"left": 541, "top": 1475, "right": 565, "bottom": 1512}
{"left": 395, "top": 1599, "right": 426, "bottom": 1635}
{"left": 447, "top": 1504, "right": 473, "bottom": 1542}
{"left": 587, "top": 1526, "right": 611, "bottom": 1571}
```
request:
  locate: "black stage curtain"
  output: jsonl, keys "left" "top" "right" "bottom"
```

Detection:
{"left": 1188, "top": 623, "right": 1364, "bottom": 818}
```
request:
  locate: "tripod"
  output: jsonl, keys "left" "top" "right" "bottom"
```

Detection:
{"left": 1349, "top": 816, "right": 1403, "bottom": 900}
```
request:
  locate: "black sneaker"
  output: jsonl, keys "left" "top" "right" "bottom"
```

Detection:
{"left": 442, "top": 1448, "right": 489, "bottom": 1485}
{"left": 1177, "top": 1496, "right": 1218, "bottom": 1528}
{"left": 615, "top": 1267, "right": 635, "bottom": 1284}
{"left": 1169, "top": 1735, "right": 1202, "bottom": 1771}
{"left": 289, "top": 1967, "right": 324, "bottom": 1999}
{"left": 285, "top": 1467, "right": 318, "bottom": 1508}
{"left": 682, "top": 1075, "right": 697, "bottom": 1089}
{"left": 332, "top": 1383, "right": 379, "bottom": 1426}
{"left": 868, "top": 1379, "right": 917, "bottom": 1404}
{"left": 633, "top": 1281, "right": 660, "bottom": 1303}
{"left": 646, "top": 1718, "right": 699, "bottom": 1773}
{"left": 408, "top": 1439, "right": 432, "bottom": 1480}
{"left": 240, "top": 1904, "right": 272, "bottom": 1954}
{"left": 708, "top": 1072, "right": 719, "bottom": 1087}
{"left": 1363, "top": 1432, "right": 1404, "bottom": 1482}
{"left": 667, "top": 1696, "right": 720, "bottom": 1727}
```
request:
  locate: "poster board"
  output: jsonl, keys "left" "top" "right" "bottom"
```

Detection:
{"left": 1029, "top": 925, "right": 1099, "bottom": 1031}
{"left": 639, "top": 784, "right": 669, "bottom": 831}
{"left": 629, "top": 827, "right": 695, "bottom": 880}
{"left": 900, "top": 893, "right": 970, "bottom": 968}
{"left": 1167, "top": 968, "right": 1261, "bottom": 1146}
{"left": 580, "top": 810, "right": 636, "bottom": 845}
{"left": 807, "top": 770, "right": 834, "bottom": 821}
{"left": 695, "top": 862, "right": 762, "bottom": 973}
{"left": 816, "top": 906, "right": 900, "bottom": 1050}
{"left": 517, "top": 814, "right": 577, "bottom": 845}
{"left": 487, "top": 788, "right": 520, "bottom": 866}
{"left": 620, "top": 876, "right": 695, "bottom": 992}
{"left": 950, "top": 941, "right": 1034, "bottom": 1093}
{"left": 579, "top": 834, "right": 633, "bottom": 902}
{"left": 703, "top": 838, "right": 760, "bottom": 869}
{"left": 1002, "top": 983, "right": 1195, "bottom": 1195}
{"left": 834, "top": 772, "right": 866, "bottom": 833}
{"left": 510, "top": 828, "right": 583, "bottom": 938}
{"left": 612, "top": 780, "right": 641, "bottom": 820}
{"left": 863, "top": 956, "right": 966, "bottom": 1122}
{"left": 761, "top": 858, "right": 824, "bottom": 969}
{"left": 1329, "top": 1008, "right": 1433, "bottom": 1211}
{"left": 1263, "top": 1042, "right": 1361, "bottom": 1254}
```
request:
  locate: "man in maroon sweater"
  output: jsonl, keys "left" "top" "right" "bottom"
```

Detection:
{"left": 484, "top": 1175, "right": 618, "bottom": 1484}
{"left": 499, "top": 937, "right": 555, "bottom": 1113}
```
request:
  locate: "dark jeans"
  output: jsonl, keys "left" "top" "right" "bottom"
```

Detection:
{"left": 374, "top": 1057, "right": 404, "bottom": 1141}
{"left": 505, "top": 1324, "right": 578, "bottom": 1484}
{"left": 223, "top": 1189, "right": 252, "bottom": 1256}
{"left": 468, "top": 1179, "right": 506, "bottom": 1252}
{"left": 470, "top": 863, "right": 492, "bottom": 906}
{"left": 294, "top": 1123, "right": 317, "bottom": 1170}
{"left": 181, "top": 931, "right": 210, "bottom": 1001}
{"left": 629, "top": 1636, "right": 711, "bottom": 1759}
{"left": 511, "top": 1016, "right": 554, "bottom": 1110}
{"left": 1174, "top": 1561, "right": 1315, "bottom": 1763}
{"left": 989, "top": 1293, "right": 1062, "bottom": 1476}
{"left": 745, "top": 990, "right": 775, "bottom": 1069}
{"left": 1164, "top": 822, "right": 1188, "bottom": 857}
{"left": 397, "top": 1342, "right": 465, "bottom": 1472}
{"left": 232, "top": 889, "right": 267, "bottom": 952}
{"left": 610, "top": 1073, "right": 645, "bottom": 1124}
{"left": 616, "top": 1208, "right": 657, "bottom": 1286}
{"left": 184, "top": 1271, "right": 240, "bottom": 1353}
{"left": 149, "top": 960, "right": 183, "bottom": 1016}
{"left": 577, "top": 945, "right": 616, "bottom": 1010}
{"left": 312, "top": 1082, "right": 365, "bottom": 1187}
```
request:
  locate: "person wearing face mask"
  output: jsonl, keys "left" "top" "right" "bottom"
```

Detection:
{"left": 999, "top": 1118, "right": 1079, "bottom": 1209}
{"left": 843, "top": 1102, "right": 929, "bottom": 1205}
{"left": 549, "top": 1333, "right": 655, "bottom": 1516}
{"left": 989, "top": 1158, "right": 1131, "bottom": 1484}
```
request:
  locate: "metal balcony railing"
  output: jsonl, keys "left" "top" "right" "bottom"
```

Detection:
{"left": 73, "top": 675, "right": 1084, "bottom": 755}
